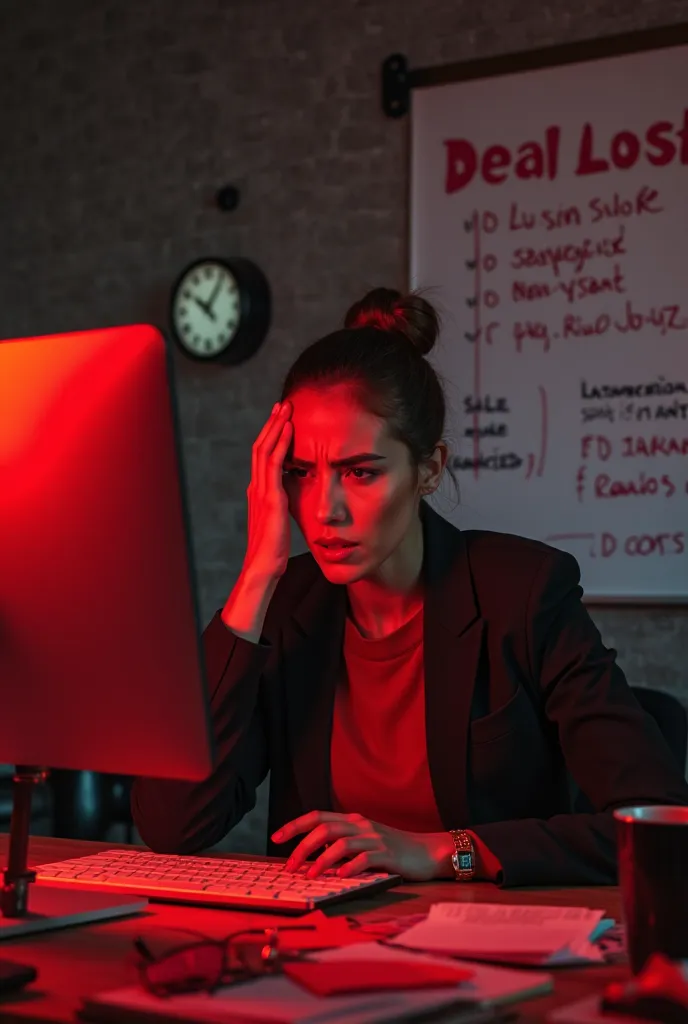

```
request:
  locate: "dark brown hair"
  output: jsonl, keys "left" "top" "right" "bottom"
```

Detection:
{"left": 281, "top": 288, "right": 449, "bottom": 474}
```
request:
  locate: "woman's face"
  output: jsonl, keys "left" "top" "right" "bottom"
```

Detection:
{"left": 282, "top": 385, "right": 424, "bottom": 584}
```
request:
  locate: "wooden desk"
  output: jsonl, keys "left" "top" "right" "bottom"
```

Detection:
{"left": 0, "top": 835, "right": 629, "bottom": 1023}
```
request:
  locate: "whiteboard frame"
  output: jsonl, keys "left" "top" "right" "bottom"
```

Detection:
{"left": 403, "top": 22, "right": 688, "bottom": 606}
{"left": 405, "top": 22, "right": 688, "bottom": 95}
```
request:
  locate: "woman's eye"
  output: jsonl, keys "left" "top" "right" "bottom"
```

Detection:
{"left": 283, "top": 466, "right": 307, "bottom": 478}
{"left": 346, "top": 468, "right": 378, "bottom": 480}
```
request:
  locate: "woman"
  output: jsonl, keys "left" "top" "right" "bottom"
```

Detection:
{"left": 132, "top": 288, "right": 688, "bottom": 887}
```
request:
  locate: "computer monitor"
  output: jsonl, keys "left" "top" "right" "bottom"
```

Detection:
{"left": 0, "top": 324, "right": 214, "bottom": 919}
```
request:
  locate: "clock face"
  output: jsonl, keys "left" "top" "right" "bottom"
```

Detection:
{"left": 171, "top": 261, "right": 241, "bottom": 358}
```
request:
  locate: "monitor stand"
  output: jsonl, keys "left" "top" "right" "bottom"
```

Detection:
{"left": 0, "top": 765, "right": 147, "bottom": 939}
{"left": 1, "top": 765, "right": 46, "bottom": 917}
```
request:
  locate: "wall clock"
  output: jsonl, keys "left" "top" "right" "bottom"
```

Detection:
{"left": 170, "top": 257, "right": 270, "bottom": 363}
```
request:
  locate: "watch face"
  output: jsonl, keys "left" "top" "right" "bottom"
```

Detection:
{"left": 172, "top": 261, "right": 241, "bottom": 358}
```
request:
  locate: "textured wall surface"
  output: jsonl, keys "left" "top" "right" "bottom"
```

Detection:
{"left": 2, "top": 0, "right": 687, "bottom": 850}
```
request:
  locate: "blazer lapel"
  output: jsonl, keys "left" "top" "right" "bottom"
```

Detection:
{"left": 421, "top": 503, "right": 483, "bottom": 830}
{"left": 284, "top": 570, "right": 346, "bottom": 814}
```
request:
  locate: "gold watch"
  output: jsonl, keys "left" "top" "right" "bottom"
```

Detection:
{"left": 449, "top": 829, "right": 475, "bottom": 881}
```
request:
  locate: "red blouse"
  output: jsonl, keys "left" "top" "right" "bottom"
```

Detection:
{"left": 330, "top": 606, "right": 445, "bottom": 833}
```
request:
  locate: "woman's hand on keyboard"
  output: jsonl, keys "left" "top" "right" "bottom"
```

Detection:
{"left": 271, "top": 811, "right": 455, "bottom": 882}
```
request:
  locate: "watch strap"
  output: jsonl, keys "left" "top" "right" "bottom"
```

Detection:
{"left": 449, "top": 829, "right": 475, "bottom": 881}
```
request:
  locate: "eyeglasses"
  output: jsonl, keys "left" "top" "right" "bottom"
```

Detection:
{"left": 135, "top": 925, "right": 315, "bottom": 997}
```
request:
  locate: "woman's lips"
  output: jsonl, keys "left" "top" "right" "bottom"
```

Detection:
{"left": 315, "top": 541, "right": 360, "bottom": 561}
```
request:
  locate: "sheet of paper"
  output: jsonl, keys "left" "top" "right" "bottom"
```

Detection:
{"left": 388, "top": 902, "right": 606, "bottom": 961}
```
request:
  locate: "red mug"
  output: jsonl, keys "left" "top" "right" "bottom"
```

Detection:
{"left": 615, "top": 805, "right": 688, "bottom": 974}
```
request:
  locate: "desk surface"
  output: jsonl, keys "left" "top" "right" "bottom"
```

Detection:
{"left": 0, "top": 835, "right": 628, "bottom": 1023}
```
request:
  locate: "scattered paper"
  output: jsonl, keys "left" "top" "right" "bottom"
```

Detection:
{"left": 388, "top": 902, "right": 612, "bottom": 966}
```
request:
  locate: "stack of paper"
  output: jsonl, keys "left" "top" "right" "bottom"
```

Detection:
{"left": 389, "top": 903, "right": 615, "bottom": 966}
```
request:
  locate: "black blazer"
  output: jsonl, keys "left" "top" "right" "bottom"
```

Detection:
{"left": 131, "top": 503, "right": 688, "bottom": 886}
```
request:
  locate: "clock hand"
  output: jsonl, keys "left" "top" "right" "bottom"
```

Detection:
{"left": 193, "top": 296, "right": 216, "bottom": 321}
{"left": 206, "top": 274, "right": 223, "bottom": 312}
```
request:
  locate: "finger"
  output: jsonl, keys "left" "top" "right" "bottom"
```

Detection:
{"left": 251, "top": 403, "right": 280, "bottom": 487}
{"left": 254, "top": 402, "right": 283, "bottom": 448}
{"left": 267, "top": 419, "right": 292, "bottom": 493}
{"left": 252, "top": 402, "right": 291, "bottom": 491}
{"left": 272, "top": 811, "right": 349, "bottom": 845}
{"left": 287, "top": 822, "right": 360, "bottom": 872}
{"left": 287, "top": 821, "right": 359, "bottom": 870}
{"left": 305, "top": 836, "right": 379, "bottom": 878}
{"left": 337, "top": 850, "right": 385, "bottom": 877}
{"left": 258, "top": 402, "right": 292, "bottom": 492}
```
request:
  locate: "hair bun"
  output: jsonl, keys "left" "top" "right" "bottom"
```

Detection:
{"left": 344, "top": 287, "right": 440, "bottom": 356}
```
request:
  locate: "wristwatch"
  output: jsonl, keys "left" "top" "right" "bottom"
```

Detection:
{"left": 449, "top": 829, "right": 475, "bottom": 881}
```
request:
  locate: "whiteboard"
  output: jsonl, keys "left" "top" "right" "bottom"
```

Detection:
{"left": 410, "top": 37, "right": 688, "bottom": 602}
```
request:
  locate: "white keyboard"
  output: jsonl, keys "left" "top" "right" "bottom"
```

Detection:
{"left": 35, "top": 849, "right": 400, "bottom": 912}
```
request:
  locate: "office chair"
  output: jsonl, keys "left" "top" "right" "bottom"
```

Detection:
{"left": 566, "top": 685, "right": 687, "bottom": 817}
{"left": 630, "top": 686, "right": 688, "bottom": 772}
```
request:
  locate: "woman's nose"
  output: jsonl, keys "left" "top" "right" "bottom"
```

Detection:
{"left": 315, "top": 480, "right": 348, "bottom": 523}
